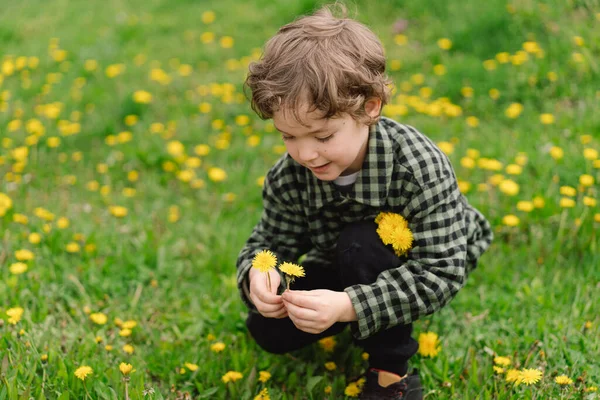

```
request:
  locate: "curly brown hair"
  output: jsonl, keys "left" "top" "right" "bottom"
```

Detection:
{"left": 245, "top": 3, "right": 392, "bottom": 126}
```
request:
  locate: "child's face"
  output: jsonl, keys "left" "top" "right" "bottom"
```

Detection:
{"left": 273, "top": 102, "right": 378, "bottom": 181}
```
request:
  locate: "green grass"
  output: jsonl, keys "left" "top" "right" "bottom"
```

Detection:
{"left": 0, "top": 0, "right": 599, "bottom": 399}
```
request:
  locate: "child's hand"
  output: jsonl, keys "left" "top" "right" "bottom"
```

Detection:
{"left": 248, "top": 268, "right": 288, "bottom": 319}
{"left": 281, "top": 289, "right": 357, "bottom": 334}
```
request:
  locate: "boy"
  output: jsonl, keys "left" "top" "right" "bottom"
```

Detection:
{"left": 236, "top": 4, "right": 493, "bottom": 399}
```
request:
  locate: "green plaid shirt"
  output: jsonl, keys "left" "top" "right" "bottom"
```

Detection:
{"left": 237, "top": 117, "right": 493, "bottom": 340}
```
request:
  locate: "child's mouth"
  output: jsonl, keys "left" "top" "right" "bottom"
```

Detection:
{"left": 309, "top": 162, "right": 331, "bottom": 173}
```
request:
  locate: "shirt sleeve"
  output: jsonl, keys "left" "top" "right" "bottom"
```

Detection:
{"left": 236, "top": 166, "right": 310, "bottom": 310}
{"left": 344, "top": 170, "right": 469, "bottom": 340}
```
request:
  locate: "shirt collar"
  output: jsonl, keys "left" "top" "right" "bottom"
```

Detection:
{"left": 305, "top": 120, "right": 394, "bottom": 209}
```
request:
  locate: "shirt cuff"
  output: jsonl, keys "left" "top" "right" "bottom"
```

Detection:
{"left": 344, "top": 284, "right": 382, "bottom": 340}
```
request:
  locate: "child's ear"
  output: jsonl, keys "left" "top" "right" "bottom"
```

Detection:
{"left": 364, "top": 97, "right": 382, "bottom": 118}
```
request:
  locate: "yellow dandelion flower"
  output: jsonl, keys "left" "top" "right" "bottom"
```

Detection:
{"left": 494, "top": 356, "right": 511, "bottom": 366}
{"left": 516, "top": 201, "right": 534, "bottom": 212}
{"left": 211, "top": 342, "right": 226, "bottom": 353}
{"left": 505, "top": 164, "right": 522, "bottom": 175}
{"left": 13, "top": 214, "right": 28, "bottom": 224}
{"left": 466, "top": 116, "right": 479, "bottom": 127}
{"left": 122, "top": 320, "right": 137, "bottom": 329}
{"left": 318, "top": 336, "right": 336, "bottom": 352}
{"left": 493, "top": 366, "right": 505, "bottom": 374}
{"left": 119, "top": 329, "right": 132, "bottom": 337}
{"left": 583, "top": 148, "right": 598, "bottom": 160}
{"left": 375, "top": 212, "right": 414, "bottom": 256}
{"left": 221, "top": 371, "right": 243, "bottom": 383}
{"left": 90, "top": 313, "right": 108, "bottom": 325}
{"left": 555, "top": 375, "right": 573, "bottom": 385}
{"left": 324, "top": 385, "right": 332, "bottom": 394}
{"left": 279, "top": 262, "right": 305, "bottom": 278}
{"left": 502, "top": 215, "right": 520, "bottom": 227}
{"left": 437, "top": 38, "right": 452, "bottom": 50}
{"left": 362, "top": 352, "right": 369, "bottom": 361}
{"left": 580, "top": 174, "right": 594, "bottom": 187}
{"left": 184, "top": 362, "right": 199, "bottom": 371}
{"left": 586, "top": 386, "right": 598, "bottom": 392}
{"left": 506, "top": 369, "right": 520, "bottom": 383}
{"left": 505, "top": 103, "right": 523, "bottom": 119}
{"left": 10, "top": 262, "right": 28, "bottom": 275}
{"left": 123, "top": 344, "right": 134, "bottom": 354}
{"left": 325, "top": 361, "right": 337, "bottom": 371}
{"left": 437, "top": 141, "right": 454, "bottom": 155}
{"left": 119, "top": 362, "right": 135, "bottom": 375}
{"left": 280, "top": 262, "right": 305, "bottom": 289}
{"left": 391, "top": 228, "right": 413, "bottom": 256}
{"left": 133, "top": 90, "right": 152, "bottom": 104}
{"left": 109, "top": 206, "right": 128, "bottom": 218}
{"left": 583, "top": 196, "right": 597, "bottom": 207}
{"left": 418, "top": 332, "right": 441, "bottom": 357}
{"left": 252, "top": 250, "right": 277, "bottom": 273}
{"left": 15, "top": 249, "right": 34, "bottom": 261}
{"left": 517, "top": 368, "right": 543, "bottom": 385}
{"left": 7, "top": 307, "right": 24, "bottom": 324}
{"left": 166, "top": 140, "right": 185, "bottom": 157}
{"left": 560, "top": 198, "right": 575, "bottom": 208}
{"left": 489, "top": 88, "right": 500, "bottom": 99}
{"left": 254, "top": 388, "right": 270, "bottom": 400}
{"left": 74, "top": 365, "right": 93, "bottom": 381}
{"left": 258, "top": 370, "right": 271, "bottom": 383}
{"left": 201, "top": 10, "right": 216, "bottom": 24}
{"left": 433, "top": 64, "right": 446, "bottom": 75}
{"left": 560, "top": 186, "right": 577, "bottom": 197}
{"left": 344, "top": 382, "right": 362, "bottom": 397}
{"left": 549, "top": 146, "right": 564, "bottom": 160}
{"left": 499, "top": 179, "right": 519, "bottom": 196}
{"left": 208, "top": 167, "right": 227, "bottom": 182}
{"left": 220, "top": 36, "right": 234, "bottom": 48}
{"left": 540, "top": 113, "right": 555, "bottom": 124}
{"left": 66, "top": 242, "right": 80, "bottom": 253}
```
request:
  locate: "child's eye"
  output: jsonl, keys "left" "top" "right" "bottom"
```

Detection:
{"left": 281, "top": 135, "right": 294, "bottom": 141}
{"left": 316, "top": 134, "right": 334, "bottom": 143}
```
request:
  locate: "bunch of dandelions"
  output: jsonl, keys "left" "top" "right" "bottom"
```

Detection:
{"left": 375, "top": 212, "right": 414, "bottom": 256}
{"left": 252, "top": 250, "right": 278, "bottom": 291}
{"left": 252, "top": 250, "right": 305, "bottom": 291}
{"left": 279, "top": 262, "right": 305, "bottom": 290}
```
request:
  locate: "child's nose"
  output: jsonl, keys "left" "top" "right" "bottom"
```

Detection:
{"left": 298, "top": 145, "right": 318, "bottom": 162}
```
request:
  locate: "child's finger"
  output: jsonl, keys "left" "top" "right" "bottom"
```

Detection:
{"left": 282, "top": 291, "right": 318, "bottom": 310}
{"left": 260, "top": 303, "right": 287, "bottom": 318}
{"left": 256, "top": 289, "right": 282, "bottom": 305}
{"left": 283, "top": 299, "right": 318, "bottom": 320}
{"left": 268, "top": 307, "right": 288, "bottom": 319}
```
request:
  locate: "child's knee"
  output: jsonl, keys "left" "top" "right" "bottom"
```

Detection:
{"left": 245, "top": 315, "right": 295, "bottom": 354}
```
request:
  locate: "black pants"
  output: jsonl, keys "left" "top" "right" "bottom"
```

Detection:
{"left": 246, "top": 220, "right": 419, "bottom": 376}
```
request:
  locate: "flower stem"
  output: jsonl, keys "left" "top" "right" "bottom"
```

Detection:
{"left": 266, "top": 272, "right": 272, "bottom": 292}
{"left": 83, "top": 382, "right": 92, "bottom": 400}
{"left": 125, "top": 379, "right": 130, "bottom": 400}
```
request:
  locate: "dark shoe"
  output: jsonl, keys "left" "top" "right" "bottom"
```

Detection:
{"left": 359, "top": 369, "right": 423, "bottom": 400}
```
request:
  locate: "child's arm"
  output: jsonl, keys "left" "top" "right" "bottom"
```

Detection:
{"left": 342, "top": 162, "right": 490, "bottom": 340}
{"left": 236, "top": 162, "right": 310, "bottom": 314}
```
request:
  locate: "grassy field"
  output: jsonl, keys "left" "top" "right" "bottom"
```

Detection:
{"left": 0, "top": 0, "right": 599, "bottom": 398}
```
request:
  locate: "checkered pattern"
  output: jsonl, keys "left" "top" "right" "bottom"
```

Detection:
{"left": 236, "top": 117, "right": 493, "bottom": 340}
